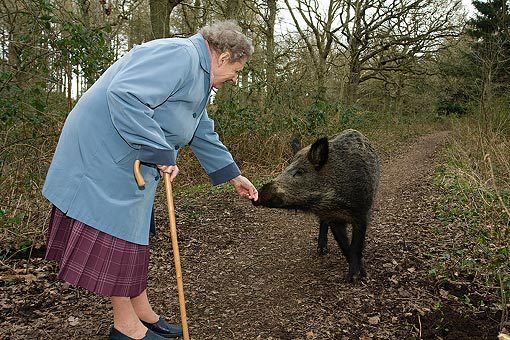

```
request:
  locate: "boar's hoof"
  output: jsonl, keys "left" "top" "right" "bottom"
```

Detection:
{"left": 317, "top": 245, "right": 328, "bottom": 256}
{"left": 348, "top": 267, "right": 367, "bottom": 283}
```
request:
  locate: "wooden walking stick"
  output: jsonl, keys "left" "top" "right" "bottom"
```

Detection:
{"left": 134, "top": 160, "right": 190, "bottom": 340}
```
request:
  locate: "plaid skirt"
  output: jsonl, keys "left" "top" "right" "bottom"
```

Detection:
{"left": 45, "top": 206, "right": 150, "bottom": 297}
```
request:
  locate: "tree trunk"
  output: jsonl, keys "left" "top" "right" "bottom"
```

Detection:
{"left": 67, "top": 63, "right": 73, "bottom": 110}
{"left": 225, "top": 0, "right": 240, "bottom": 20}
{"left": 264, "top": 0, "right": 277, "bottom": 109}
{"left": 481, "top": 65, "right": 493, "bottom": 129}
{"left": 77, "top": 0, "right": 90, "bottom": 27}
{"left": 344, "top": 60, "right": 361, "bottom": 105}
{"left": 8, "top": 4, "right": 27, "bottom": 86}
{"left": 78, "top": 0, "right": 90, "bottom": 89}
{"left": 316, "top": 57, "right": 327, "bottom": 101}
{"left": 150, "top": 0, "right": 183, "bottom": 39}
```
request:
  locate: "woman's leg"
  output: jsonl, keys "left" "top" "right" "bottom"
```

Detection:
{"left": 130, "top": 289, "right": 159, "bottom": 323}
{"left": 111, "top": 296, "right": 148, "bottom": 338}
{"left": 130, "top": 289, "right": 183, "bottom": 338}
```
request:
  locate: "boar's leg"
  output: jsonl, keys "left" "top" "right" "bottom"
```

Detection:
{"left": 317, "top": 221, "right": 329, "bottom": 255}
{"left": 329, "top": 222, "right": 350, "bottom": 261}
{"left": 347, "top": 215, "right": 368, "bottom": 282}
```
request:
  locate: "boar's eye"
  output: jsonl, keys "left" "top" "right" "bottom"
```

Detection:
{"left": 292, "top": 168, "right": 305, "bottom": 177}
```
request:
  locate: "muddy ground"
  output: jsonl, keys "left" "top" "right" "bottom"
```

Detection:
{"left": 0, "top": 131, "right": 503, "bottom": 339}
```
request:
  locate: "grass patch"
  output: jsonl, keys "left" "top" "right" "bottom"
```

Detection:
{"left": 432, "top": 112, "right": 510, "bottom": 329}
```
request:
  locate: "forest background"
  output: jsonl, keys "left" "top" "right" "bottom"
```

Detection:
{"left": 1, "top": 0, "right": 509, "bottom": 333}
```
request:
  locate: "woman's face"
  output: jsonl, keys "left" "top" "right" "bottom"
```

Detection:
{"left": 211, "top": 52, "right": 247, "bottom": 89}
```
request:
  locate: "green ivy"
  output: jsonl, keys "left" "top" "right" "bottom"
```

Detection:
{"left": 54, "top": 22, "right": 114, "bottom": 85}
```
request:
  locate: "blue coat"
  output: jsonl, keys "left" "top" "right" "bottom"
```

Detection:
{"left": 43, "top": 34, "right": 240, "bottom": 245}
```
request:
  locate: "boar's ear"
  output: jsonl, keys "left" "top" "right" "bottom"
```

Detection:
{"left": 308, "top": 137, "right": 329, "bottom": 171}
{"left": 290, "top": 135, "right": 301, "bottom": 155}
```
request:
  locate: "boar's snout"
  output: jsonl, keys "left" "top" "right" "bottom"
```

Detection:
{"left": 251, "top": 182, "right": 284, "bottom": 208}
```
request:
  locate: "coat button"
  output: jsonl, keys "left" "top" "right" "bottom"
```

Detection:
{"left": 192, "top": 112, "right": 197, "bottom": 118}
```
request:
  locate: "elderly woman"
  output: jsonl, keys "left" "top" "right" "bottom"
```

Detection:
{"left": 43, "top": 20, "right": 258, "bottom": 340}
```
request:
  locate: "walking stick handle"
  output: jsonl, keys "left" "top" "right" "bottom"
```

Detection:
{"left": 134, "top": 160, "right": 145, "bottom": 187}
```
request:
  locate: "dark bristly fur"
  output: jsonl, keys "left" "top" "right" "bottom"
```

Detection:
{"left": 253, "top": 129, "right": 380, "bottom": 282}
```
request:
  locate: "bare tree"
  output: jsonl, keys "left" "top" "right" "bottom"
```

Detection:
{"left": 283, "top": 0, "right": 463, "bottom": 104}
{"left": 1, "top": 0, "right": 41, "bottom": 86}
{"left": 245, "top": 0, "right": 278, "bottom": 109}
{"left": 336, "top": 0, "right": 463, "bottom": 104}
{"left": 283, "top": 0, "right": 342, "bottom": 100}
{"left": 471, "top": 35, "right": 510, "bottom": 128}
{"left": 467, "top": 0, "right": 510, "bottom": 129}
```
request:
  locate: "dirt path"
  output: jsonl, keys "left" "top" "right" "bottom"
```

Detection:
{"left": 0, "top": 131, "right": 500, "bottom": 339}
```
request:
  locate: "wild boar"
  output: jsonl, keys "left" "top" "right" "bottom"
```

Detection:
{"left": 253, "top": 129, "right": 380, "bottom": 282}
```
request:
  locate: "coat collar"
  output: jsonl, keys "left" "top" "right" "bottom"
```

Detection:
{"left": 189, "top": 33, "right": 211, "bottom": 75}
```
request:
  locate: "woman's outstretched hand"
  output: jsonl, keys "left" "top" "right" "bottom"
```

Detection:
{"left": 229, "top": 175, "right": 258, "bottom": 201}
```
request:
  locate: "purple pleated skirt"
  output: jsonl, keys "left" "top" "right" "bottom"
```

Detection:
{"left": 45, "top": 206, "right": 149, "bottom": 297}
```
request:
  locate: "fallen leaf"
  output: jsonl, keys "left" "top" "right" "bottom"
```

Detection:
{"left": 306, "top": 330, "right": 316, "bottom": 338}
{"left": 368, "top": 316, "right": 380, "bottom": 325}
{"left": 68, "top": 316, "right": 79, "bottom": 326}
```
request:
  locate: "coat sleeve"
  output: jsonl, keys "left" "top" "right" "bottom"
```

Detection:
{"left": 106, "top": 43, "right": 193, "bottom": 165}
{"left": 189, "top": 110, "right": 241, "bottom": 185}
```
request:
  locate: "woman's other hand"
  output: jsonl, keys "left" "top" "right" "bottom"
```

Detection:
{"left": 229, "top": 175, "right": 258, "bottom": 201}
{"left": 157, "top": 165, "right": 179, "bottom": 182}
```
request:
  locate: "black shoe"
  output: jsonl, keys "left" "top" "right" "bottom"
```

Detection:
{"left": 141, "top": 316, "right": 183, "bottom": 338}
{"left": 109, "top": 326, "right": 167, "bottom": 339}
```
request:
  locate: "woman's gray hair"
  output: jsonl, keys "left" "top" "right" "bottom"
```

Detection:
{"left": 199, "top": 20, "right": 254, "bottom": 62}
